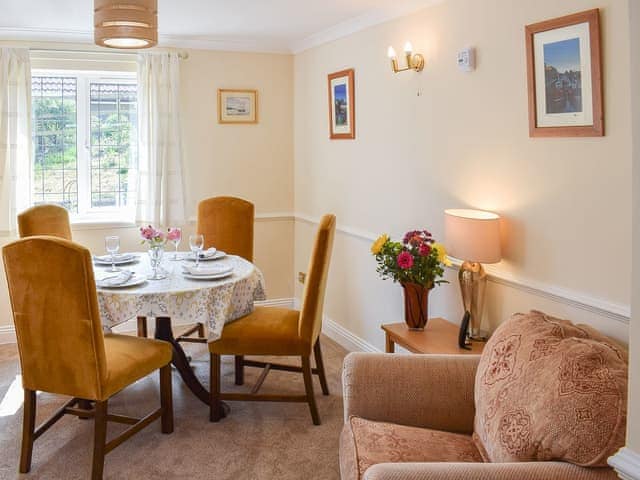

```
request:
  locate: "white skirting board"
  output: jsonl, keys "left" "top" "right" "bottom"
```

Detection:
{"left": 0, "top": 325, "right": 15, "bottom": 344}
{"left": 609, "top": 447, "right": 640, "bottom": 480}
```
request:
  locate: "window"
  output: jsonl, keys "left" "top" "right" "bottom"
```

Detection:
{"left": 31, "top": 71, "right": 137, "bottom": 220}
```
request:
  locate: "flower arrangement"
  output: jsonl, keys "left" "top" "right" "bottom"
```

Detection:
{"left": 139, "top": 225, "right": 167, "bottom": 247}
{"left": 371, "top": 229, "right": 451, "bottom": 288}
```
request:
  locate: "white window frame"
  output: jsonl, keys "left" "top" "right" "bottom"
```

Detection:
{"left": 31, "top": 68, "right": 138, "bottom": 225}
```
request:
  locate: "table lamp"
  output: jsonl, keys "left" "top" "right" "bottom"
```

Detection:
{"left": 444, "top": 209, "right": 501, "bottom": 340}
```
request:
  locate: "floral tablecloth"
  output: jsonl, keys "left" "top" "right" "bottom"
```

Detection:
{"left": 95, "top": 254, "right": 266, "bottom": 341}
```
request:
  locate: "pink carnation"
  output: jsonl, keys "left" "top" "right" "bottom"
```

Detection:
{"left": 167, "top": 227, "right": 181, "bottom": 241}
{"left": 419, "top": 244, "right": 432, "bottom": 257}
{"left": 397, "top": 251, "right": 414, "bottom": 270}
{"left": 140, "top": 225, "right": 156, "bottom": 240}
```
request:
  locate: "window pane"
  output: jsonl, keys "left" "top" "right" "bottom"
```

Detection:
{"left": 90, "top": 82, "right": 137, "bottom": 209}
{"left": 31, "top": 76, "right": 78, "bottom": 212}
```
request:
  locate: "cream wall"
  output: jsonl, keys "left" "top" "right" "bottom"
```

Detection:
{"left": 626, "top": 0, "right": 640, "bottom": 452}
{"left": 294, "top": 0, "right": 632, "bottom": 349}
{"left": 0, "top": 45, "right": 295, "bottom": 333}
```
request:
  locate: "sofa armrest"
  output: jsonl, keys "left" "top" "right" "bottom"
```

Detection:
{"left": 342, "top": 353, "right": 479, "bottom": 433}
{"left": 362, "top": 462, "right": 618, "bottom": 480}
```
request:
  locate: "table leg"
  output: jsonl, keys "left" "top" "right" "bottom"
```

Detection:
{"left": 385, "top": 334, "right": 395, "bottom": 353}
{"left": 151, "top": 317, "right": 222, "bottom": 412}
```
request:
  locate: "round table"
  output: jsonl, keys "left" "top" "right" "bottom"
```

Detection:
{"left": 94, "top": 252, "right": 266, "bottom": 406}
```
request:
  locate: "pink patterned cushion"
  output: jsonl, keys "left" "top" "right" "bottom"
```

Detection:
{"left": 473, "top": 310, "right": 627, "bottom": 466}
{"left": 346, "top": 416, "right": 482, "bottom": 479}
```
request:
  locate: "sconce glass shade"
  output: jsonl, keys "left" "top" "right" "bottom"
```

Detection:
{"left": 403, "top": 42, "right": 413, "bottom": 54}
{"left": 444, "top": 209, "right": 502, "bottom": 264}
{"left": 387, "top": 46, "right": 397, "bottom": 58}
{"left": 94, "top": 0, "right": 158, "bottom": 49}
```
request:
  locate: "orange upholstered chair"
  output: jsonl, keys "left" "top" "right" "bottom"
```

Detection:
{"left": 209, "top": 214, "right": 336, "bottom": 425}
{"left": 197, "top": 196, "right": 254, "bottom": 261}
{"left": 18, "top": 204, "right": 72, "bottom": 240}
{"left": 174, "top": 196, "right": 255, "bottom": 358}
{"left": 3, "top": 236, "right": 174, "bottom": 480}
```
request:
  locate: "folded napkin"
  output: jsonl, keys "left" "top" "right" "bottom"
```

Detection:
{"left": 94, "top": 253, "right": 134, "bottom": 262}
{"left": 183, "top": 264, "right": 232, "bottom": 276}
{"left": 98, "top": 270, "right": 133, "bottom": 286}
{"left": 197, "top": 248, "right": 217, "bottom": 259}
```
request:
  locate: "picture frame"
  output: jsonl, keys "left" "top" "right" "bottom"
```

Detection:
{"left": 525, "top": 9, "right": 603, "bottom": 137}
{"left": 217, "top": 89, "right": 258, "bottom": 124}
{"left": 327, "top": 69, "right": 355, "bottom": 139}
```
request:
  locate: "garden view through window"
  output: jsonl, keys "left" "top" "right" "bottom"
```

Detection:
{"left": 31, "top": 72, "right": 137, "bottom": 217}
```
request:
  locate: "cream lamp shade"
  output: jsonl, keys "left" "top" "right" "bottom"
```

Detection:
{"left": 94, "top": 0, "right": 158, "bottom": 49}
{"left": 444, "top": 209, "right": 501, "bottom": 264}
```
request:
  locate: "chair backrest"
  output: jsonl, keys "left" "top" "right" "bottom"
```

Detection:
{"left": 18, "top": 204, "right": 72, "bottom": 240}
{"left": 3, "top": 236, "right": 107, "bottom": 400}
{"left": 298, "top": 214, "right": 336, "bottom": 348}
{"left": 197, "top": 196, "right": 254, "bottom": 261}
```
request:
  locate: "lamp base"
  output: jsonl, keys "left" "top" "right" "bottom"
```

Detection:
{"left": 458, "top": 261, "right": 487, "bottom": 340}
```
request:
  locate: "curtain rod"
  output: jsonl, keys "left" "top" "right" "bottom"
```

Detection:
{"left": 29, "top": 48, "right": 189, "bottom": 60}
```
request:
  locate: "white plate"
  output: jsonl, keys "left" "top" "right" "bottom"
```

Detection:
{"left": 97, "top": 274, "right": 147, "bottom": 289}
{"left": 183, "top": 250, "right": 227, "bottom": 262}
{"left": 94, "top": 254, "right": 139, "bottom": 265}
{"left": 182, "top": 271, "right": 233, "bottom": 281}
{"left": 182, "top": 264, "right": 233, "bottom": 276}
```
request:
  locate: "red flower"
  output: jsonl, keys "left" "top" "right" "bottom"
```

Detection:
{"left": 397, "top": 251, "right": 414, "bottom": 269}
{"left": 419, "top": 243, "right": 432, "bottom": 257}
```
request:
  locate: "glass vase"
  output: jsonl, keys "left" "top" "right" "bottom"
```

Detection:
{"left": 148, "top": 245, "right": 166, "bottom": 280}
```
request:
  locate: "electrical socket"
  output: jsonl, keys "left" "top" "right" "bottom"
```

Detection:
{"left": 298, "top": 272, "right": 306, "bottom": 284}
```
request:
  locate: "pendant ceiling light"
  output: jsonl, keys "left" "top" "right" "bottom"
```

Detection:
{"left": 94, "top": 0, "right": 157, "bottom": 49}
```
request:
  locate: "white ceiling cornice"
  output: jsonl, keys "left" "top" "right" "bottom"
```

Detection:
{"left": 290, "top": 0, "right": 444, "bottom": 54}
{"left": 0, "top": 0, "right": 444, "bottom": 55}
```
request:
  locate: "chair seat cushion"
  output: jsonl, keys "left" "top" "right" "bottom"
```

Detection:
{"left": 340, "top": 416, "right": 483, "bottom": 480}
{"left": 102, "top": 334, "right": 172, "bottom": 400}
{"left": 473, "top": 311, "right": 628, "bottom": 467}
{"left": 209, "top": 306, "right": 306, "bottom": 355}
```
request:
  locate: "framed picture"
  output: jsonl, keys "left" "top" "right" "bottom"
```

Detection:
{"left": 218, "top": 89, "right": 258, "bottom": 124}
{"left": 525, "top": 9, "right": 603, "bottom": 137}
{"left": 327, "top": 69, "right": 355, "bottom": 139}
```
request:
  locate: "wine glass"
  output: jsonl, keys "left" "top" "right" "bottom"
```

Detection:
{"left": 105, "top": 236, "right": 120, "bottom": 272}
{"left": 189, "top": 234, "right": 204, "bottom": 269}
{"left": 169, "top": 228, "right": 182, "bottom": 260}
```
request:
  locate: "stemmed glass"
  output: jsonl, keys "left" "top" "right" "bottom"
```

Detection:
{"left": 189, "top": 234, "right": 204, "bottom": 269}
{"left": 105, "top": 236, "right": 120, "bottom": 272}
{"left": 169, "top": 228, "right": 182, "bottom": 260}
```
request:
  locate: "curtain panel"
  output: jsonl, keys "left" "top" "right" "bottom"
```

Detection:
{"left": 136, "top": 52, "right": 186, "bottom": 227}
{"left": 0, "top": 48, "right": 31, "bottom": 234}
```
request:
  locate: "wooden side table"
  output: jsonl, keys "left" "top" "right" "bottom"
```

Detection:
{"left": 381, "top": 318, "right": 485, "bottom": 355}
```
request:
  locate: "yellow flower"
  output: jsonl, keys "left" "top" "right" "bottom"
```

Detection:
{"left": 371, "top": 234, "right": 389, "bottom": 255}
{"left": 432, "top": 242, "right": 452, "bottom": 267}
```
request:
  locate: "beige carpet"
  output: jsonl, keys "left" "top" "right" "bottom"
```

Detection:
{"left": 0, "top": 335, "right": 347, "bottom": 479}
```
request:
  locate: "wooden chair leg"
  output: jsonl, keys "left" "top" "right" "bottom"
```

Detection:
{"left": 301, "top": 356, "right": 320, "bottom": 425}
{"left": 92, "top": 400, "right": 108, "bottom": 480}
{"left": 234, "top": 355, "right": 244, "bottom": 385}
{"left": 137, "top": 316, "right": 148, "bottom": 338}
{"left": 19, "top": 389, "right": 36, "bottom": 474}
{"left": 313, "top": 340, "right": 330, "bottom": 396}
{"left": 209, "top": 353, "right": 223, "bottom": 422}
{"left": 159, "top": 364, "right": 174, "bottom": 434}
{"left": 197, "top": 322, "right": 205, "bottom": 338}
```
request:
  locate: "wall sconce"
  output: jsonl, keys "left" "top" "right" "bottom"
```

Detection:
{"left": 387, "top": 42, "right": 424, "bottom": 73}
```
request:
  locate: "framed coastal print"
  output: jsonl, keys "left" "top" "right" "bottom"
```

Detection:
{"left": 218, "top": 89, "right": 258, "bottom": 124}
{"left": 328, "top": 69, "right": 355, "bottom": 139}
{"left": 525, "top": 9, "right": 603, "bottom": 137}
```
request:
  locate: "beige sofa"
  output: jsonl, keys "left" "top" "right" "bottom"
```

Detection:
{"left": 339, "top": 353, "right": 619, "bottom": 480}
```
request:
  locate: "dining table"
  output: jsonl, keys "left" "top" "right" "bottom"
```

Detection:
{"left": 93, "top": 250, "right": 266, "bottom": 408}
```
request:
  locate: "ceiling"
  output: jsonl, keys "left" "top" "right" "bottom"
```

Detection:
{"left": 0, "top": 0, "right": 439, "bottom": 53}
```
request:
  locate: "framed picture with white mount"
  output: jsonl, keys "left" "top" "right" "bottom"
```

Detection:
{"left": 327, "top": 69, "right": 355, "bottom": 139}
{"left": 525, "top": 9, "right": 603, "bottom": 137}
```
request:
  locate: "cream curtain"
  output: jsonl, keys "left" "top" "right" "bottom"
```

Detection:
{"left": 136, "top": 52, "right": 186, "bottom": 227}
{"left": 0, "top": 48, "right": 31, "bottom": 234}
